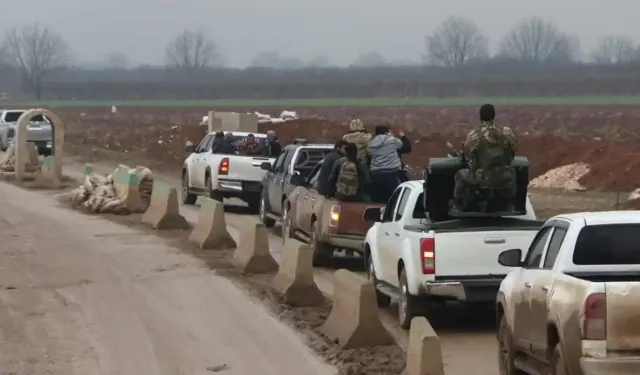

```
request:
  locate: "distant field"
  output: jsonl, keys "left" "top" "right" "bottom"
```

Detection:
{"left": 8, "top": 96, "right": 640, "bottom": 107}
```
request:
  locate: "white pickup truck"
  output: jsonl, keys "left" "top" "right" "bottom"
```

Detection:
{"left": 182, "top": 131, "right": 275, "bottom": 211}
{"left": 497, "top": 211, "right": 640, "bottom": 375}
{"left": 363, "top": 180, "right": 542, "bottom": 328}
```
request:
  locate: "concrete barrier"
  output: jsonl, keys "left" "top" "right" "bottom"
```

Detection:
{"left": 402, "top": 317, "right": 444, "bottom": 375}
{"left": 142, "top": 181, "right": 189, "bottom": 230}
{"left": 189, "top": 198, "right": 236, "bottom": 250}
{"left": 15, "top": 108, "right": 65, "bottom": 183}
{"left": 321, "top": 269, "right": 394, "bottom": 349}
{"left": 272, "top": 239, "right": 324, "bottom": 306}
{"left": 232, "top": 220, "right": 278, "bottom": 274}
{"left": 113, "top": 166, "right": 146, "bottom": 213}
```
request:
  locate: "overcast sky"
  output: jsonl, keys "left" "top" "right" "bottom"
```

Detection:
{"left": 8, "top": 0, "right": 640, "bottom": 67}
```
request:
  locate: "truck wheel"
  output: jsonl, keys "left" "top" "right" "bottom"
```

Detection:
{"left": 366, "top": 254, "right": 391, "bottom": 308}
{"left": 205, "top": 176, "right": 223, "bottom": 202}
{"left": 247, "top": 196, "right": 260, "bottom": 214}
{"left": 181, "top": 171, "right": 197, "bottom": 205}
{"left": 259, "top": 193, "right": 276, "bottom": 228}
{"left": 551, "top": 343, "right": 568, "bottom": 375}
{"left": 281, "top": 206, "right": 293, "bottom": 239}
{"left": 398, "top": 268, "right": 419, "bottom": 329}
{"left": 498, "top": 314, "right": 525, "bottom": 375}
{"left": 310, "top": 221, "right": 333, "bottom": 266}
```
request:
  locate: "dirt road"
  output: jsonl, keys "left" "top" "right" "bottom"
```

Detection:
{"left": 0, "top": 181, "right": 335, "bottom": 375}
{"left": 61, "top": 161, "right": 499, "bottom": 375}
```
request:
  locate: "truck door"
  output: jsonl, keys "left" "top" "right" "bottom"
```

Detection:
{"left": 513, "top": 226, "right": 552, "bottom": 353}
{"left": 297, "top": 162, "right": 323, "bottom": 234}
{"left": 376, "top": 187, "right": 405, "bottom": 283}
{"left": 191, "top": 135, "right": 214, "bottom": 189}
{"left": 268, "top": 149, "right": 292, "bottom": 215}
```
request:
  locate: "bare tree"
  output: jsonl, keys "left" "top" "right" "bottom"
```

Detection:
{"left": 106, "top": 51, "right": 128, "bottom": 69}
{"left": 165, "top": 29, "right": 222, "bottom": 74}
{"left": 2, "top": 24, "right": 70, "bottom": 99}
{"left": 498, "top": 17, "right": 580, "bottom": 63}
{"left": 591, "top": 35, "right": 637, "bottom": 64}
{"left": 425, "top": 16, "right": 488, "bottom": 67}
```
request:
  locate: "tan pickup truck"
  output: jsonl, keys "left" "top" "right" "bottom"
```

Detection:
{"left": 281, "top": 161, "right": 383, "bottom": 265}
{"left": 497, "top": 211, "right": 640, "bottom": 375}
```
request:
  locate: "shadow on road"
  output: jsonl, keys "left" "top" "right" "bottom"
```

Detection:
{"left": 381, "top": 301, "right": 496, "bottom": 333}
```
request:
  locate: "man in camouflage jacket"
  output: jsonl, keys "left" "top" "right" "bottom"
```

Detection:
{"left": 342, "top": 119, "right": 372, "bottom": 164}
{"left": 454, "top": 104, "right": 518, "bottom": 212}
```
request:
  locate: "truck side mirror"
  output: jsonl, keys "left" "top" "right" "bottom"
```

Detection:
{"left": 498, "top": 249, "right": 523, "bottom": 267}
{"left": 260, "top": 162, "right": 272, "bottom": 171}
{"left": 363, "top": 207, "right": 382, "bottom": 222}
{"left": 185, "top": 145, "right": 196, "bottom": 153}
{"left": 290, "top": 174, "right": 304, "bottom": 186}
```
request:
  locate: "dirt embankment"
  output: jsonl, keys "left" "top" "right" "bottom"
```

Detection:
{"left": 63, "top": 108, "right": 640, "bottom": 192}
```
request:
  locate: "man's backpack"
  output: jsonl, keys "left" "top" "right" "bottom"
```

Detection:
{"left": 335, "top": 158, "right": 359, "bottom": 196}
{"left": 476, "top": 126, "right": 513, "bottom": 171}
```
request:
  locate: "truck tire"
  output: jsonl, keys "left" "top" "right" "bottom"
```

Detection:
{"left": 498, "top": 314, "right": 526, "bottom": 375}
{"left": 181, "top": 171, "right": 197, "bottom": 205}
{"left": 398, "top": 268, "right": 419, "bottom": 329}
{"left": 366, "top": 253, "right": 391, "bottom": 308}
{"left": 205, "top": 176, "right": 224, "bottom": 202}
{"left": 259, "top": 192, "right": 276, "bottom": 228}
{"left": 247, "top": 195, "right": 260, "bottom": 214}
{"left": 551, "top": 343, "right": 569, "bottom": 375}
{"left": 310, "top": 221, "right": 333, "bottom": 266}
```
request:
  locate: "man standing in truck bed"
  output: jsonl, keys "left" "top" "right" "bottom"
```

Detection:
{"left": 454, "top": 104, "right": 518, "bottom": 212}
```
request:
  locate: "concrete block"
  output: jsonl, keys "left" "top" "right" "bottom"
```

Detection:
{"left": 272, "top": 239, "right": 324, "bottom": 307}
{"left": 402, "top": 317, "right": 444, "bottom": 375}
{"left": 208, "top": 111, "right": 258, "bottom": 133}
{"left": 142, "top": 181, "right": 189, "bottom": 230}
{"left": 232, "top": 220, "right": 278, "bottom": 274}
{"left": 321, "top": 269, "right": 394, "bottom": 349}
{"left": 188, "top": 198, "right": 236, "bottom": 250}
{"left": 113, "top": 166, "right": 146, "bottom": 213}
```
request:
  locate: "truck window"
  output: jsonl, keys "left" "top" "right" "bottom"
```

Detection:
{"left": 543, "top": 228, "right": 567, "bottom": 269}
{"left": 573, "top": 224, "right": 640, "bottom": 265}
{"left": 381, "top": 188, "right": 403, "bottom": 223}
{"left": 293, "top": 149, "right": 331, "bottom": 178}
{"left": 412, "top": 193, "right": 426, "bottom": 219}
{"left": 273, "top": 150, "right": 289, "bottom": 173}
{"left": 394, "top": 188, "right": 411, "bottom": 221}
{"left": 523, "top": 227, "right": 552, "bottom": 268}
{"left": 196, "top": 135, "right": 213, "bottom": 153}
{"left": 308, "top": 162, "right": 322, "bottom": 186}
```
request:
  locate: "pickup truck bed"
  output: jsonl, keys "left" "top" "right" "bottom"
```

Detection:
{"left": 283, "top": 160, "right": 383, "bottom": 265}
{"left": 364, "top": 180, "right": 541, "bottom": 328}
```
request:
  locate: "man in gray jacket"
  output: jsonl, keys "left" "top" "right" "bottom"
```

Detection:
{"left": 368, "top": 125, "right": 411, "bottom": 203}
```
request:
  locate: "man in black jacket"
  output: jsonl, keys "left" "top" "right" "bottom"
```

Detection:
{"left": 264, "top": 130, "right": 282, "bottom": 157}
{"left": 317, "top": 140, "right": 348, "bottom": 196}
{"left": 211, "top": 132, "right": 236, "bottom": 154}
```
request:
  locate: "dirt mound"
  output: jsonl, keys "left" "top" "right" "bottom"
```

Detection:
{"left": 530, "top": 163, "right": 590, "bottom": 191}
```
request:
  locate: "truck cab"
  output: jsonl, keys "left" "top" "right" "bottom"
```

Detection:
{"left": 258, "top": 140, "right": 334, "bottom": 227}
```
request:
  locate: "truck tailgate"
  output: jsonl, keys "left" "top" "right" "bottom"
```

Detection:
{"left": 606, "top": 282, "right": 640, "bottom": 351}
{"left": 226, "top": 156, "right": 272, "bottom": 182}
{"left": 434, "top": 229, "right": 537, "bottom": 277}
{"left": 336, "top": 202, "right": 383, "bottom": 235}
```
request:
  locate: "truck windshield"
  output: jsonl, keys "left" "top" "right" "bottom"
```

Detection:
{"left": 4, "top": 112, "right": 48, "bottom": 123}
{"left": 573, "top": 224, "right": 640, "bottom": 265}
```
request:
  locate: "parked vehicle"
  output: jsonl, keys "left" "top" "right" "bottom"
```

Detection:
{"left": 497, "top": 211, "right": 640, "bottom": 375}
{"left": 282, "top": 160, "right": 384, "bottom": 265}
{"left": 182, "top": 131, "right": 273, "bottom": 210}
{"left": 258, "top": 140, "right": 334, "bottom": 227}
{"left": 0, "top": 109, "right": 53, "bottom": 155}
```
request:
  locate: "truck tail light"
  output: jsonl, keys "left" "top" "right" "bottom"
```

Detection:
{"left": 329, "top": 204, "right": 340, "bottom": 228}
{"left": 218, "top": 157, "right": 229, "bottom": 175}
{"left": 420, "top": 238, "right": 435, "bottom": 274}
{"left": 583, "top": 293, "right": 606, "bottom": 340}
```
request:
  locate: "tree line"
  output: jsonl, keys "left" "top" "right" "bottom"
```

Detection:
{"left": 2, "top": 19, "right": 640, "bottom": 99}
